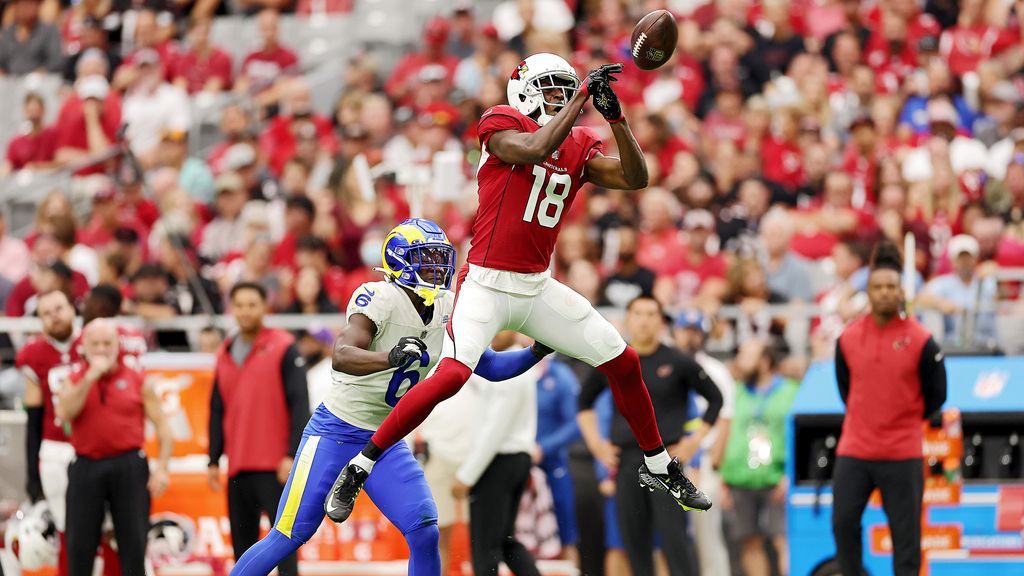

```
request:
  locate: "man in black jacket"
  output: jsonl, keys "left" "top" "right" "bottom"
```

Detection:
{"left": 578, "top": 296, "right": 723, "bottom": 576}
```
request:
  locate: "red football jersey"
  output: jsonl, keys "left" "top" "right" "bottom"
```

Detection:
{"left": 470, "top": 105, "right": 604, "bottom": 273}
{"left": 16, "top": 337, "right": 80, "bottom": 442}
{"left": 73, "top": 324, "right": 148, "bottom": 371}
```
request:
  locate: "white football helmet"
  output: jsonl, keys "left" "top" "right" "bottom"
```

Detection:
{"left": 4, "top": 502, "right": 59, "bottom": 570}
{"left": 506, "top": 53, "right": 581, "bottom": 126}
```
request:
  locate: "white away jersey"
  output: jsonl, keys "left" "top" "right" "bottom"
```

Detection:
{"left": 323, "top": 281, "right": 455, "bottom": 430}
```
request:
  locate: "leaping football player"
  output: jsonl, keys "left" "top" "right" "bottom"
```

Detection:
{"left": 230, "top": 218, "right": 553, "bottom": 576}
{"left": 326, "top": 54, "right": 713, "bottom": 523}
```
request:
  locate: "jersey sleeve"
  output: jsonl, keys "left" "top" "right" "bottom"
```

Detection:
{"left": 15, "top": 344, "right": 37, "bottom": 383}
{"left": 578, "top": 126, "right": 605, "bottom": 162}
{"left": 345, "top": 282, "right": 391, "bottom": 336}
{"left": 478, "top": 106, "right": 528, "bottom": 151}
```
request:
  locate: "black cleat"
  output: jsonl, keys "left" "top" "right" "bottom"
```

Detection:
{"left": 638, "top": 458, "right": 712, "bottom": 511}
{"left": 324, "top": 464, "right": 369, "bottom": 523}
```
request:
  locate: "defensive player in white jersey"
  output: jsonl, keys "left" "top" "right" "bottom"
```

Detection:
{"left": 229, "top": 218, "right": 552, "bottom": 576}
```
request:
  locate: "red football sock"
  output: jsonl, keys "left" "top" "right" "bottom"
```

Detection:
{"left": 370, "top": 358, "right": 473, "bottom": 451}
{"left": 597, "top": 346, "right": 664, "bottom": 452}
{"left": 58, "top": 531, "right": 68, "bottom": 576}
{"left": 101, "top": 540, "right": 121, "bottom": 576}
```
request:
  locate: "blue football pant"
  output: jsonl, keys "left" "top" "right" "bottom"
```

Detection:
{"left": 230, "top": 405, "right": 440, "bottom": 576}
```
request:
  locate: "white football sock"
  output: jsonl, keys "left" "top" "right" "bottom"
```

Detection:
{"left": 351, "top": 452, "right": 376, "bottom": 473}
{"left": 644, "top": 449, "right": 671, "bottom": 475}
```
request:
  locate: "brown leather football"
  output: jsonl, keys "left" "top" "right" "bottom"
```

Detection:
{"left": 630, "top": 10, "right": 678, "bottom": 71}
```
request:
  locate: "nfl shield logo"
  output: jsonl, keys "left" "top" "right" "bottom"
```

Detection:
{"left": 116, "top": 379, "right": 127, "bottom": 390}
{"left": 551, "top": 150, "right": 560, "bottom": 160}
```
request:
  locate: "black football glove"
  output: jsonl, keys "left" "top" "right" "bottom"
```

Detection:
{"left": 531, "top": 340, "right": 555, "bottom": 359}
{"left": 592, "top": 82, "right": 623, "bottom": 123}
{"left": 388, "top": 336, "right": 427, "bottom": 368}
{"left": 583, "top": 63, "right": 624, "bottom": 97}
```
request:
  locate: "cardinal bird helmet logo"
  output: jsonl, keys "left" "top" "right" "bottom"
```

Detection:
{"left": 511, "top": 60, "right": 529, "bottom": 80}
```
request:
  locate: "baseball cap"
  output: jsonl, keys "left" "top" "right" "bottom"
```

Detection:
{"left": 223, "top": 143, "right": 256, "bottom": 170}
{"left": 948, "top": 234, "right": 979, "bottom": 258}
{"left": 675, "top": 309, "right": 708, "bottom": 333}
{"left": 683, "top": 209, "right": 715, "bottom": 230}
{"left": 133, "top": 48, "right": 161, "bottom": 67}
{"left": 215, "top": 171, "right": 244, "bottom": 193}
{"left": 76, "top": 75, "right": 110, "bottom": 101}
{"left": 423, "top": 17, "right": 449, "bottom": 46}
{"left": 418, "top": 63, "right": 448, "bottom": 84}
{"left": 928, "top": 99, "right": 960, "bottom": 127}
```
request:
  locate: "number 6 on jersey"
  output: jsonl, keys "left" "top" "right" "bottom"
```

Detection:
{"left": 523, "top": 166, "right": 572, "bottom": 228}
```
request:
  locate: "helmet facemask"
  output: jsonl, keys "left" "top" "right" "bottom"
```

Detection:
{"left": 529, "top": 72, "right": 580, "bottom": 126}
{"left": 390, "top": 243, "right": 456, "bottom": 306}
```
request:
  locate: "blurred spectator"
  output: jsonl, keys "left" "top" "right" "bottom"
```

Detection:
{"left": 258, "top": 77, "right": 338, "bottom": 177}
{"left": 725, "top": 257, "right": 787, "bottom": 347}
{"left": 718, "top": 179, "right": 772, "bottom": 250}
{"left": 62, "top": 15, "right": 118, "bottom": 83}
{"left": 759, "top": 208, "right": 816, "bottom": 302}
{"left": 0, "top": 211, "right": 31, "bottom": 284}
{"left": 760, "top": 108, "right": 804, "bottom": 193}
{"left": 208, "top": 105, "right": 254, "bottom": 173}
{"left": 126, "top": 263, "right": 174, "bottom": 319}
{"left": 673, "top": 310, "right": 735, "bottom": 576}
{"left": 3, "top": 92, "right": 56, "bottom": 175}
{"left": 938, "top": 0, "right": 1017, "bottom": 77}
{"left": 116, "top": 9, "right": 178, "bottom": 79}
{"left": 156, "top": 128, "right": 215, "bottom": 203}
{"left": 599, "top": 226, "right": 655, "bottom": 309}
{"left": 121, "top": 49, "right": 191, "bottom": 165}
{"left": 219, "top": 234, "right": 281, "bottom": 306}
{"left": 236, "top": 9, "right": 298, "bottom": 103}
{"left": 54, "top": 50, "right": 121, "bottom": 174}
{"left": 45, "top": 211, "right": 98, "bottom": 284}
{"left": 752, "top": 0, "right": 806, "bottom": 81}
{"left": 811, "top": 240, "right": 869, "bottom": 359}
{"left": 272, "top": 196, "right": 315, "bottom": 269}
{"left": 453, "top": 331, "right": 542, "bottom": 576}
{"left": 172, "top": 18, "right": 232, "bottom": 95}
{"left": 0, "top": 0, "right": 62, "bottom": 75}
{"left": 199, "top": 172, "right": 248, "bottom": 262}
{"left": 636, "top": 188, "right": 686, "bottom": 277}
{"left": 657, "top": 209, "right": 728, "bottom": 311}
{"left": 283, "top": 266, "right": 340, "bottom": 314}
{"left": 720, "top": 338, "right": 799, "bottom": 576}
{"left": 7, "top": 231, "right": 90, "bottom": 316}
{"left": 454, "top": 22, "right": 505, "bottom": 98}
{"left": 918, "top": 234, "right": 998, "bottom": 346}
{"left": 447, "top": 3, "right": 476, "bottom": 59}
{"left": 385, "top": 17, "right": 459, "bottom": 105}
{"left": 79, "top": 182, "right": 131, "bottom": 250}
{"left": 294, "top": 234, "right": 347, "bottom": 306}
{"left": 156, "top": 232, "right": 223, "bottom": 315}
{"left": 534, "top": 356, "right": 580, "bottom": 562}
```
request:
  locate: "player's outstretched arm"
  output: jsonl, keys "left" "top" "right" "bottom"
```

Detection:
{"left": 473, "top": 341, "right": 554, "bottom": 381}
{"left": 331, "top": 314, "right": 391, "bottom": 375}
{"left": 586, "top": 123, "right": 648, "bottom": 190}
{"left": 488, "top": 89, "right": 591, "bottom": 165}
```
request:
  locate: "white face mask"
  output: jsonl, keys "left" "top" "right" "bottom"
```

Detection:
{"left": 360, "top": 237, "right": 383, "bottom": 267}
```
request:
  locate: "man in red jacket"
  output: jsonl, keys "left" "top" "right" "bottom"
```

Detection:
{"left": 832, "top": 242, "right": 947, "bottom": 576}
{"left": 208, "top": 282, "right": 309, "bottom": 576}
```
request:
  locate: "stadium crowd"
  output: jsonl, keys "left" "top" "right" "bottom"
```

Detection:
{"left": 1, "top": 0, "right": 1023, "bottom": 574}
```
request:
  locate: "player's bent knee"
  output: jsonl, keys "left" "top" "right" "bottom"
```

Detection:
{"left": 433, "top": 358, "right": 473, "bottom": 398}
{"left": 405, "top": 523, "right": 440, "bottom": 553}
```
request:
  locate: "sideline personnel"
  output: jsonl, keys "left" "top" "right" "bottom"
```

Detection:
{"left": 56, "top": 319, "right": 172, "bottom": 576}
{"left": 209, "top": 282, "right": 309, "bottom": 576}
{"left": 578, "top": 296, "right": 723, "bottom": 576}
{"left": 832, "top": 242, "right": 947, "bottom": 576}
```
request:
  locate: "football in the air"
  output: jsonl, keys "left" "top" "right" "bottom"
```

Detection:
{"left": 630, "top": 9, "right": 678, "bottom": 70}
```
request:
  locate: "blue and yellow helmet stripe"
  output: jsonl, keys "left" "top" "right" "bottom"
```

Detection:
{"left": 380, "top": 218, "right": 456, "bottom": 306}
